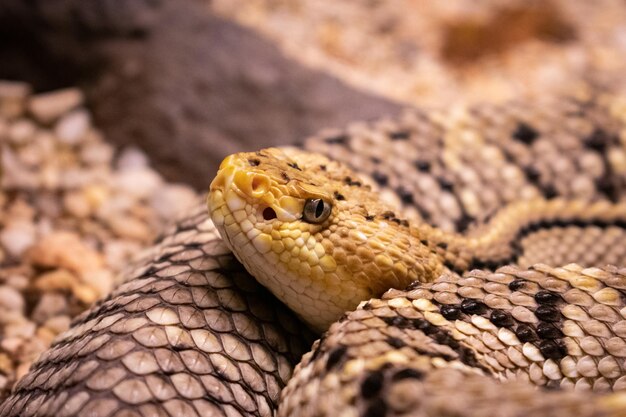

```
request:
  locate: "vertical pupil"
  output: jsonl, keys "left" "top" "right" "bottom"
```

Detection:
{"left": 315, "top": 200, "right": 324, "bottom": 218}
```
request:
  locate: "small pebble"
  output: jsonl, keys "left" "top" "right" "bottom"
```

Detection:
{"left": 28, "top": 88, "right": 83, "bottom": 124}
{"left": 0, "top": 220, "right": 37, "bottom": 258}
{"left": 54, "top": 109, "right": 90, "bottom": 145}
{"left": 0, "top": 286, "right": 25, "bottom": 312}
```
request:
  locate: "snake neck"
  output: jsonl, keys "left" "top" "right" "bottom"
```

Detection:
{"left": 411, "top": 198, "right": 626, "bottom": 273}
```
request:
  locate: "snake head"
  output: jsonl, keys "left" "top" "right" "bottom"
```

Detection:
{"left": 208, "top": 148, "right": 439, "bottom": 332}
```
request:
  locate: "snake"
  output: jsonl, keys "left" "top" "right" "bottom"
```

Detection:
{"left": 2, "top": 94, "right": 626, "bottom": 417}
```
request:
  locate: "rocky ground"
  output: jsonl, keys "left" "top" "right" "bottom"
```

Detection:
{"left": 211, "top": 0, "right": 626, "bottom": 105}
{"left": 0, "top": 81, "right": 197, "bottom": 401}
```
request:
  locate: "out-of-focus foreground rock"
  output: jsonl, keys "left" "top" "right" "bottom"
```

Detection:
{"left": 0, "top": 0, "right": 402, "bottom": 189}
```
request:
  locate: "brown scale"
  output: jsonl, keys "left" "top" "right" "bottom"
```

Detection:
{"left": 0, "top": 204, "right": 314, "bottom": 417}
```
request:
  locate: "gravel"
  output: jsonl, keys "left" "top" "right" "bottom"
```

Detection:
{"left": 0, "top": 80, "right": 199, "bottom": 401}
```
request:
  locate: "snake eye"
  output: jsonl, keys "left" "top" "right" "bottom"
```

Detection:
{"left": 303, "top": 199, "right": 331, "bottom": 223}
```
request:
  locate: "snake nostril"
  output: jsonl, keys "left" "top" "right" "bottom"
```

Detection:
{"left": 262, "top": 207, "right": 277, "bottom": 221}
{"left": 250, "top": 175, "right": 270, "bottom": 196}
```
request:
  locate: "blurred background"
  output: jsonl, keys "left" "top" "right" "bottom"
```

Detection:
{"left": 1, "top": 0, "right": 626, "bottom": 403}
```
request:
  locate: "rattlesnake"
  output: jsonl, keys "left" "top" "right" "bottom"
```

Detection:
{"left": 2, "top": 94, "right": 626, "bottom": 416}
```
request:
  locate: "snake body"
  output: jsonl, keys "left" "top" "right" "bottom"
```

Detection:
{"left": 2, "top": 94, "right": 626, "bottom": 416}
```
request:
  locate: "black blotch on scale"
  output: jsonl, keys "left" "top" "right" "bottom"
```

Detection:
{"left": 441, "top": 305, "right": 461, "bottom": 320}
{"left": 534, "top": 291, "right": 560, "bottom": 305}
{"left": 387, "top": 337, "right": 406, "bottom": 349}
{"left": 372, "top": 171, "right": 389, "bottom": 186}
{"left": 460, "top": 299, "right": 486, "bottom": 315}
{"left": 584, "top": 128, "right": 610, "bottom": 151}
{"left": 287, "top": 162, "right": 302, "bottom": 171}
{"left": 536, "top": 322, "right": 563, "bottom": 339}
{"left": 344, "top": 176, "right": 362, "bottom": 187}
{"left": 414, "top": 160, "right": 431, "bottom": 172}
{"left": 325, "top": 345, "right": 348, "bottom": 370}
{"left": 325, "top": 134, "right": 349, "bottom": 144}
{"left": 396, "top": 187, "right": 414, "bottom": 204}
{"left": 248, "top": 158, "right": 260, "bottom": 166}
{"left": 512, "top": 122, "right": 540, "bottom": 144}
{"left": 539, "top": 340, "right": 567, "bottom": 360}
{"left": 390, "top": 131, "right": 410, "bottom": 140}
{"left": 360, "top": 370, "right": 384, "bottom": 398}
{"left": 534, "top": 305, "right": 560, "bottom": 322}
{"left": 334, "top": 191, "right": 346, "bottom": 201}
{"left": 489, "top": 310, "right": 514, "bottom": 327}
{"left": 515, "top": 324, "right": 537, "bottom": 342}
{"left": 363, "top": 399, "right": 388, "bottom": 417}
{"left": 392, "top": 368, "right": 424, "bottom": 381}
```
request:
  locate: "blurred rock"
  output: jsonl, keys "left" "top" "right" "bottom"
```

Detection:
{"left": 0, "top": 81, "right": 30, "bottom": 119}
{"left": 28, "top": 88, "right": 83, "bottom": 124}
{"left": 54, "top": 109, "right": 90, "bottom": 145}
{"left": 0, "top": 0, "right": 402, "bottom": 188}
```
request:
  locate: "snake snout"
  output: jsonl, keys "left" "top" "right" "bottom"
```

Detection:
{"left": 234, "top": 171, "right": 271, "bottom": 199}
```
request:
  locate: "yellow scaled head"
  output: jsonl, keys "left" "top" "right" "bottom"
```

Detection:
{"left": 208, "top": 148, "right": 440, "bottom": 332}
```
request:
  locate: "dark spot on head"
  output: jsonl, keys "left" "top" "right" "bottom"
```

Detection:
{"left": 534, "top": 305, "right": 560, "bottom": 322}
{"left": 536, "top": 322, "right": 563, "bottom": 339}
{"left": 371, "top": 156, "right": 381, "bottom": 164}
{"left": 372, "top": 171, "right": 388, "bottom": 186}
{"left": 515, "top": 324, "right": 537, "bottom": 342}
{"left": 420, "top": 239, "right": 429, "bottom": 246}
{"left": 512, "top": 122, "right": 539, "bottom": 144}
{"left": 460, "top": 299, "right": 486, "bottom": 315}
{"left": 381, "top": 211, "right": 396, "bottom": 220}
{"left": 539, "top": 340, "right": 567, "bottom": 360}
{"left": 390, "top": 131, "right": 410, "bottom": 140}
{"left": 334, "top": 191, "right": 345, "bottom": 201}
{"left": 361, "top": 370, "right": 384, "bottom": 398}
{"left": 344, "top": 176, "right": 362, "bottom": 187}
{"left": 534, "top": 291, "right": 560, "bottom": 305}
{"left": 392, "top": 368, "right": 424, "bottom": 381}
{"left": 325, "top": 345, "right": 348, "bottom": 370}
{"left": 490, "top": 310, "right": 514, "bottom": 327}
{"left": 365, "top": 214, "right": 375, "bottom": 221}
{"left": 319, "top": 164, "right": 327, "bottom": 171}
{"left": 281, "top": 172, "right": 290, "bottom": 182}
{"left": 441, "top": 305, "right": 461, "bottom": 320}
{"left": 363, "top": 398, "right": 387, "bottom": 417}
{"left": 325, "top": 134, "right": 349, "bottom": 144}
{"left": 508, "top": 279, "right": 526, "bottom": 291}
{"left": 414, "top": 160, "right": 431, "bottom": 171}
{"left": 248, "top": 158, "right": 260, "bottom": 166}
{"left": 287, "top": 162, "right": 302, "bottom": 171}
{"left": 436, "top": 242, "right": 448, "bottom": 250}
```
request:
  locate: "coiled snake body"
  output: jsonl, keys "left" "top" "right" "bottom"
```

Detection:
{"left": 2, "top": 95, "right": 626, "bottom": 417}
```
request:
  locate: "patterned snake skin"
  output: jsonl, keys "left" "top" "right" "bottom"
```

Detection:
{"left": 2, "top": 93, "right": 626, "bottom": 416}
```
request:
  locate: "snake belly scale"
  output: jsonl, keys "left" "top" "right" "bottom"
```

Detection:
{"left": 2, "top": 94, "right": 626, "bottom": 417}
